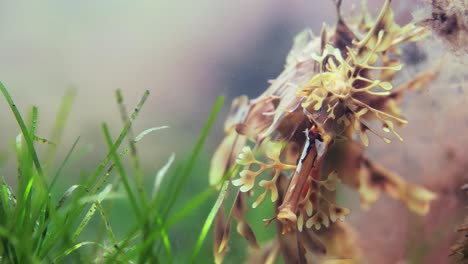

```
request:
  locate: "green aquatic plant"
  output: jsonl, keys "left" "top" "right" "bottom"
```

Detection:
{"left": 0, "top": 83, "right": 225, "bottom": 263}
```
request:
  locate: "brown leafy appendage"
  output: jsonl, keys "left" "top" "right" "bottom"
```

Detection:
{"left": 450, "top": 184, "right": 468, "bottom": 263}
{"left": 210, "top": 0, "right": 437, "bottom": 262}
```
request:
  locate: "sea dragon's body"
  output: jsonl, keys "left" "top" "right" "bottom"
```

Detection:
{"left": 209, "top": 1, "right": 437, "bottom": 262}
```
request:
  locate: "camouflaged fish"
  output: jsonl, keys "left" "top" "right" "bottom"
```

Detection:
{"left": 209, "top": 0, "right": 438, "bottom": 262}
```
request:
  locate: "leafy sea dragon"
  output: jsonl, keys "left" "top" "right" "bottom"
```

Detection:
{"left": 209, "top": 0, "right": 438, "bottom": 262}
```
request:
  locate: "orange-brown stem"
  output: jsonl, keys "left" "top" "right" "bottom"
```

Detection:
{"left": 277, "top": 130, "right": 318, "bottom": 227}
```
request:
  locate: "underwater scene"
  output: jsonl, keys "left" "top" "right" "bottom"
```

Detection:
{"left": 0, "top": 0, "right": 466, "bottom": 263}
